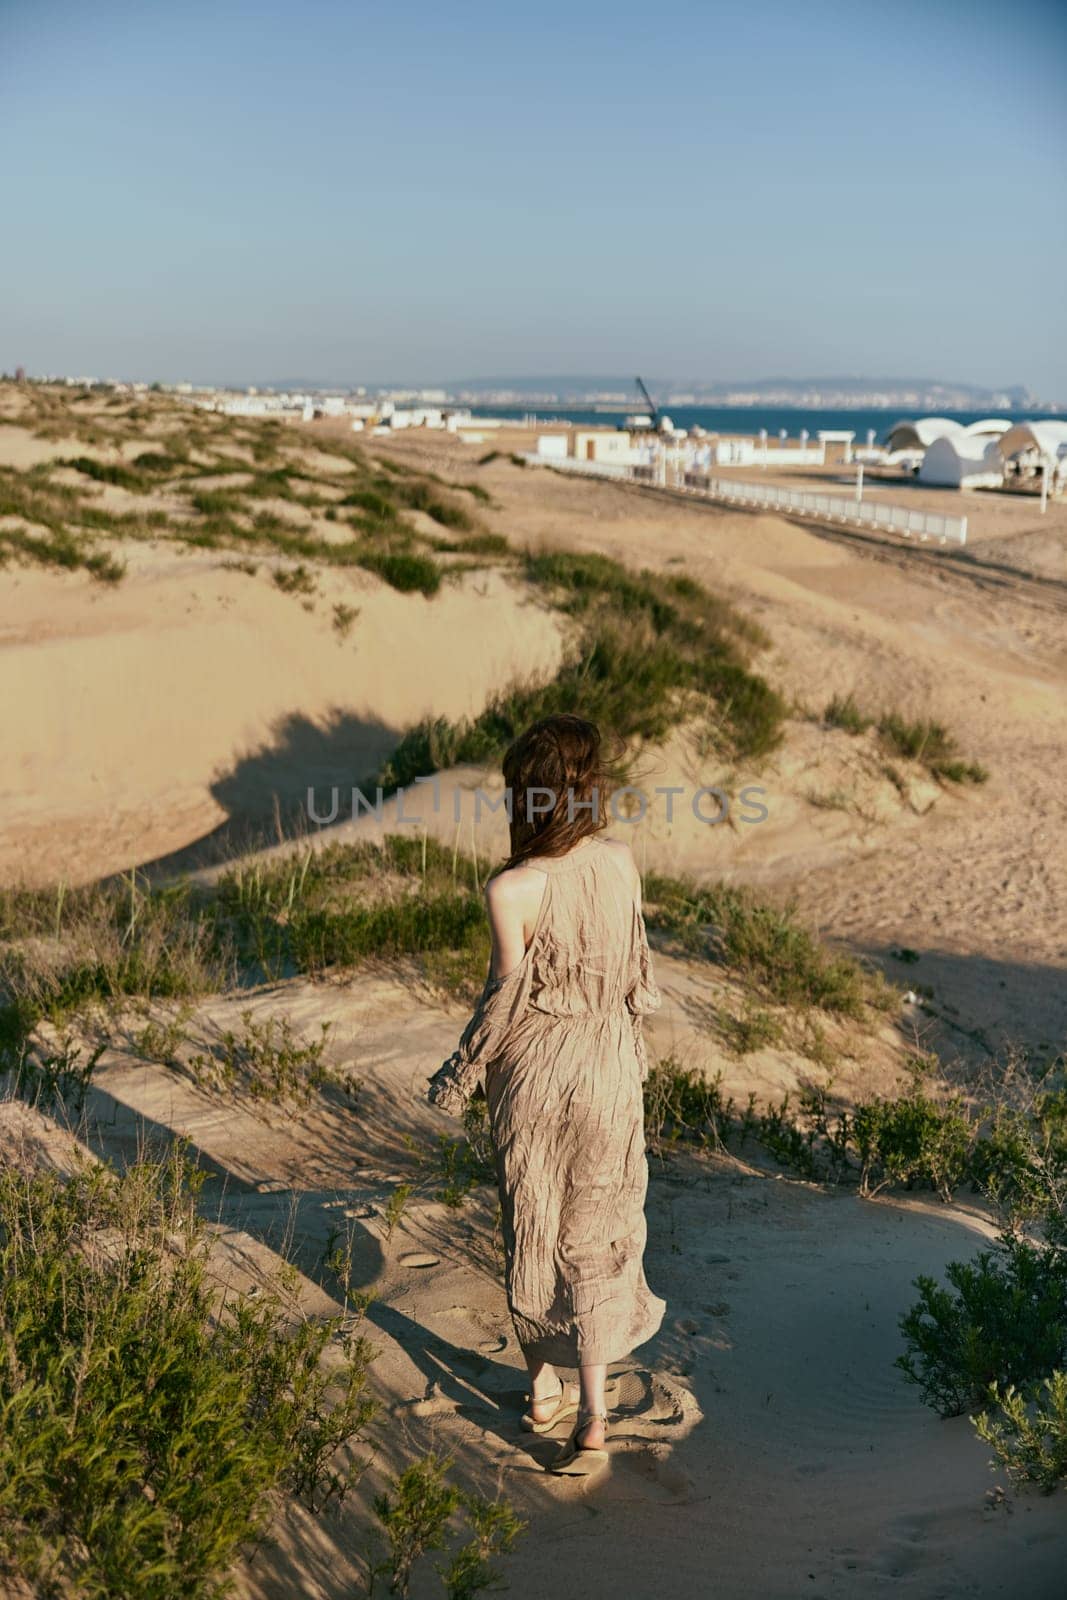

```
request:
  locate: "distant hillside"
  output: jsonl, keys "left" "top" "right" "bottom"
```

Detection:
{"left": 444, "top": 375, "right": 1042, "bottom": 409}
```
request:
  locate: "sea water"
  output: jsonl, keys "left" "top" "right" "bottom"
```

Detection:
{"left": 466, "top": 404, "right": 1055, "bottom": 447}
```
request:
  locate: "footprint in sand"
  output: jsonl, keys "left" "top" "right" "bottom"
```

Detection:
{"left": 403, "top": 1382, "right": 456, "bottom": 1419}
{"left": 398, "top": 1251, "right": 439, "bottom": 1269}
{"left": 623, "top": 1441, "right": 695, "bottom": 1500}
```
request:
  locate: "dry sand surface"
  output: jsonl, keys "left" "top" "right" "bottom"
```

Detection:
{"left": 4, "top": 974, "right": 1062, "bottom": 1600}
{"left": 0, "top": 550, "right": 564, "bottom": 883}
{"left": 2, "top": 400, "right": 1066, "bottom": 1598}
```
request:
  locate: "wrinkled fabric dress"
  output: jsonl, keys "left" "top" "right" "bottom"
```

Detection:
{"left": 428, "top": 838, "right": 666, "bottom": 1368}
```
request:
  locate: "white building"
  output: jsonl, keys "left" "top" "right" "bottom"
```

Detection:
{"left": 537, "top": 434, "right": 569, "bottom": 460}
{"left": 712, "top": 436, "right": 828, "bottom": 467}
{"left": 572, "top": 430, "right": 635, "bottom": 465}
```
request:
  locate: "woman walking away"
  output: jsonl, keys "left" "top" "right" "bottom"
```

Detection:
{"left": 427, "top": 713, "right": 665, "bottom": 1477}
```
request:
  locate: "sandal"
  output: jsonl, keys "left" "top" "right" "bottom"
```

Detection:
{"left": 548, "top": 1408, "right": 610, "bottom": 1475}
{"left": 521, "top": 1381, "right": 579, "bottom": 1434}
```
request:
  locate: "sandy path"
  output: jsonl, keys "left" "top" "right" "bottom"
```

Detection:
{"left": 12, "top": 978, "right": 1059, "bottom": 1600}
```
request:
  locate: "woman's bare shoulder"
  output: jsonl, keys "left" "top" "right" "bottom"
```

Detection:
{"left": 485, "top": 863, "right": 546, "bottom": 911}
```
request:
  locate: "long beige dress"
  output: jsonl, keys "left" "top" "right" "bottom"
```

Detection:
{"left": 428, "top": 837, "right": 666, "bottom": 1368}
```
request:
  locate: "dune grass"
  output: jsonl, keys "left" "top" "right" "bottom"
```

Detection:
{"left": 877, "top": 712, "right": 988, "bottom": 784}
{"left": 824, "top": 692, "right": 872, "bottom": 734}
{"left": 62, "top": 455, "right": 144, "bottom": 491}
{"left": 824, "top": 693, "right": 988, "bottom": 784}
{"left": 215, "top": 835, "right": 489, "bottom": 986}
{"left": 0, "top": 391, "right": 493, "bottom": 595}
{"left": 131, "top": 448, "right": 189, "bottom": 473}
{"left": 378, "top": 550, "right": 786, "bottom": 793}
{"left": 0, "top": 524, "right": 126, "bottom": 583}
{"left": 273, "top": 562, "right": 317, "bottom": 596}
{"left": 355, "top": 548, "right": 442, "bottom": 596}
{"left": 0, "top": 835, "right": 890, "bottom": 1077}
{"left": 0, "top": 878, "right": 233, "bottom": 1052}
{"left": 642, "top": 873, "right": 893, "bottom": 1018}
{"left": 431, "top": 530, "right": 510, "bottom": 556}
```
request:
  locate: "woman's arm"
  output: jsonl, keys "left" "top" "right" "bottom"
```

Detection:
{"left": 425, "top": 866, "right": 545, "bottom": 1116}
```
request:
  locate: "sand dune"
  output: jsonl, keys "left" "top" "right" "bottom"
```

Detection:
{"left": 3, "top": 398, "right": 1065, "bottom": 1598}
{"left": 1, "top": 554, "right": 563, "bottom": 884}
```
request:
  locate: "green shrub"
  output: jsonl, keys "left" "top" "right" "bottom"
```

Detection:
{"left": 853, "top": 1092, "right": 974, "bottom": 1198}
{"left": 971, "top": 1088, "right": 1067, "bottom": 1224}
{"left": 975, "top": 1372, "right": 1067, "bottom": 1493}
{"left": 370, "top": 1454, "right": 458, "bottom": 1598}
{"left": 721, "top": 1004, "right": 784, "bottom": 1055}
{"left": 4, "top": 1037, "right": 104, "bottom": 1117}
{"left": 643, "top": 1060, "right": 739, "bottom": 1152}
{"left": 367, "top": 1454, "right": 525, "bottom": 1600}
{"left": 896, "top": 1235, "right": 1067, "bottom": 1416}
{"left": 186, "top": 1011, "right": 353, "bottom": 1106}
{"left": 0, "top": 1149, "right": 377, "bottom": 1596}
{"left": 431, "top": 1101, "right": 498, "bottom": 1206}
{"left": 439, "top": 1493, "right": 527, "bottom": 1599}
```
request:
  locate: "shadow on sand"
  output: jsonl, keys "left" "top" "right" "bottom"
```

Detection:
{"left": 127, "top": 708, "right": 401, "bottom": 884}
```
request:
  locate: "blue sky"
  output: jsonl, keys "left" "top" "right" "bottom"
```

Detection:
{"left": 2, "top": 0, "right": 1065, "bottom": 395}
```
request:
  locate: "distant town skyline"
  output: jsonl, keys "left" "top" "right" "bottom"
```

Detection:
{"left": 13, "top": 372, "right": 1057, "bottom": 411}
{"left": 3, "top": 0, "right": 1065, "bottom": 395}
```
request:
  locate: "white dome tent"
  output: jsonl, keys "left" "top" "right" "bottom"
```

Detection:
{"left": 885, "top": 417, "right": 965, "bottom": 454}
{"left": 918, "top": 435, "right": 1004, "bottom": 490}
{"left": 996, "top": 420, "right": 1067, "bottom": 480}
{"left": 961, "top": 418, "right": 1013, "bottom": 441}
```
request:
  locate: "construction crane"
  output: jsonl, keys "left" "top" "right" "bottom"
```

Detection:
{"left": 634, "top": 376, "right": 660, "bottom": 430}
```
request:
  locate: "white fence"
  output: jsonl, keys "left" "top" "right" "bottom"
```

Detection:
{"left": 696, "top": 476, "right": 968, "bottom": 545}
{"left": 520, "top": 454, "right": 968, "bottom": 546}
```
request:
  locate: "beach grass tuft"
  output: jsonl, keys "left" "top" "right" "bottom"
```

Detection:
{"left": 642, "top": 873, "right": 893, "bottom": 1018}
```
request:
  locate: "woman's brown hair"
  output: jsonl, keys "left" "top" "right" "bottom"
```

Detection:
{"left": 500, "top": 714, "right": 613, "bottom": 871}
